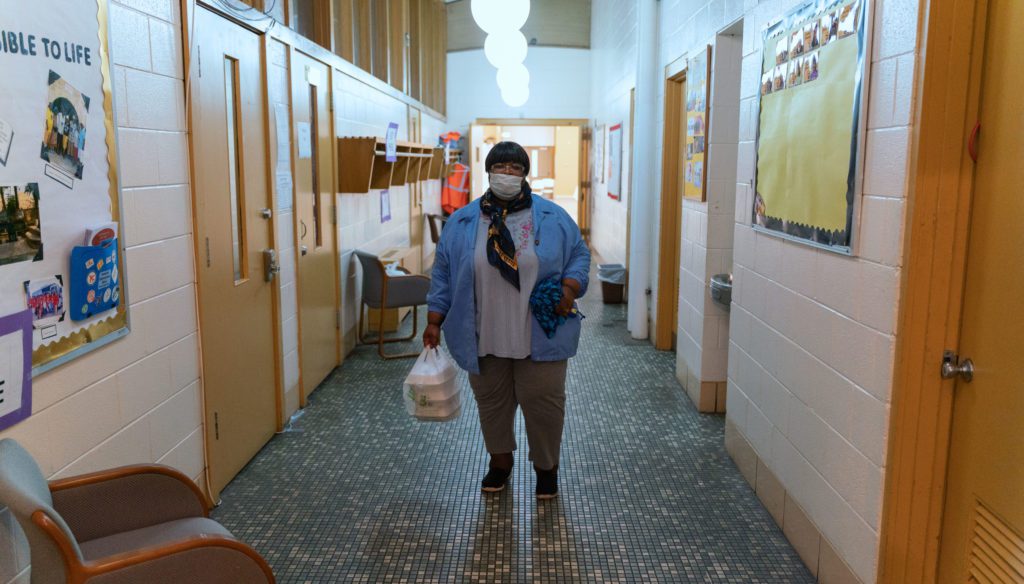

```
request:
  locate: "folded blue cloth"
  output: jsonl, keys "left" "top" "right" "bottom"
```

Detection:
{"left": 529, "top": 277, "right": 582, "bottom": 338}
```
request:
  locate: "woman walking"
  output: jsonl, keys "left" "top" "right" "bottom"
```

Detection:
{"left": 424, "top": 141, "right": 590, "bottom": 500}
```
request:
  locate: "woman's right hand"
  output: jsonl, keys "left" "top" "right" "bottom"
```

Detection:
{"left": 423, "top": 323, "right": 441, "bottom": 348}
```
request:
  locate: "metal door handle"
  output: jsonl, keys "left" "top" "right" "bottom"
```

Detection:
{"left": 300, "top": 245, "right": 309, "bottom": 256}
{"left": 263, "top": 249, "right": 281, "bottom": 282}
{"left": 941, "top": 351, "right": 974, "bottom": 383}
{"left": 260, "top": 208, "right": 273, "bottom": 219}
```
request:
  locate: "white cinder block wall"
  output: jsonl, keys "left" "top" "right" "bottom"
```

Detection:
{"left": 267, "top": 39, "right": 302, "bottom": 420}
{"left": 446, "top": 48, "right": 592, "bottom": 137}
{"left": 589, "top": 0, "right": 917, "bottom": 580}
{"left": 0, "top": 1, "right": 202, "bottom": 582}
{"left": 333, "top": 76, "right": 447, "bottom": 355}
{"left": 724, "top": 0, "right": 917, "bottom": 581}
{"left": 588, "top": 0, "right": 637, "bottom": 267}
{"left": 669, "top": 26, "right": 742, "bottom": 404}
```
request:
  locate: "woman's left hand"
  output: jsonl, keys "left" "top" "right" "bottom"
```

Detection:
{"left": 557, "top": 286, "right": 576, "bottom": 316}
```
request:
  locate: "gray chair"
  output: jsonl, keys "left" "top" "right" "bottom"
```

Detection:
{"left": 354, "top": 250, "right": 431, "bottom": 359}
{"left": 0, "top": 438, "right": 274, "bottom": 583}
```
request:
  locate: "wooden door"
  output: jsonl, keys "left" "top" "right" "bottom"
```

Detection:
{"left": 291, "top": 52, "right": 340, "bottom": 400}
{"left": 655, "top": 74, "right": 686, "bottom": 350}
{"left": 937, "top": 2, "right": 1024, "bottom": 580}
{"left": 579, "top": 125, "right": 591, "bottom": 241}
{"left": 408, "top": 106, "right": 424, "bottom": 269}
{"left": 190, "top": 7, "right": 278, "bottom": 498}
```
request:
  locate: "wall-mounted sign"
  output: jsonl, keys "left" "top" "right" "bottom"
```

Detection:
{"left": 753, "top": 0, "right": 871, "bottom": 253}
{"left": 607, "top": 124, "right": 623, "bottom": 200}
{"left": 684, "top": 46, "right": 712, "bottom": 202}
{"left": 0, "top": 0, "right": 130, "bottom": 375}
{"left": 380, "top": 190, "right": 391, "bottom": 223}
{"left": 385, "top": 122, "right": 399, "bottom": 163}
{"left": 0, "top": 310, "right": 32, "bottom": 432}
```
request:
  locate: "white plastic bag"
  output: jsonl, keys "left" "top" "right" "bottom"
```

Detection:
{"left": 403, "top": 348, "right": 461, "bottom": 421}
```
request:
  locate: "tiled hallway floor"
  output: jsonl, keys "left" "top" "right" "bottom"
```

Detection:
{"left": 213, "top": 280, "right": 814, "bottom": 583}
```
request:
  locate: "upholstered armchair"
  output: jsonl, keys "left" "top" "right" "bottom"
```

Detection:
{"left": 0, "top": 439, "right": 274, "bottom": 583}
{"left": 354, "top": 249, "right": 431, "bottom": 359}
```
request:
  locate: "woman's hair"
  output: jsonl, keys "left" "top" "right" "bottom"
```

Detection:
{"left": 485, "top": 141, "right": 531, "bottom": 175}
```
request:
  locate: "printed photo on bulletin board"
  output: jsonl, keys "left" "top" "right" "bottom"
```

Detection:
{"left": 753, "top": 0, "right": 871, "bottom": 253}
{"left": 0, "top": 0, "right": 130, "bottom": 374}
{"left": 684, "top": 46, "right": 712, "bottom": 201}
{"left": 607, "top": 124, "right": 623, "bottom": 200}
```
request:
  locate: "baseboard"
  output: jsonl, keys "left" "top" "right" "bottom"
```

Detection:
{"left": 724, "top": 419, "right": 864, "bottom": 584}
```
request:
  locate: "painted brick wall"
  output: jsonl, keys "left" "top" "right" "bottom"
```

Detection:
{"left": 725, "top": 0, "right": 917, "bottom": 580}
{"left": 0, "top": 1, "right": 202, "bottom": 582}
{"left": 588, "top": 0, "right": 637, "bottom": 267}
{"left": 589, "top": 0, "right": 918, "bottom": 580}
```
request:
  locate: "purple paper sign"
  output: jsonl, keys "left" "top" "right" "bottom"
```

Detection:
{"left": 385, "top": 122, "right": 399, "bottom": 162}
{"left": 381, "top": 190, "right": 392, "bottom": 223}
{"left": 0, "top": 310, "right": 33, "bottom": 432}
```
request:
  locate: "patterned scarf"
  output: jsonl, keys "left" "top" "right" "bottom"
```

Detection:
{"left": 480, "top": 181, "right": 533, "bottom": 290}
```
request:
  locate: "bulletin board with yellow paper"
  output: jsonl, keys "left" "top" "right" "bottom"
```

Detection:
{"left": 753, "top": 0, "right": 870, "bottom": 252}
{"left": 684, "top": 46, "right": 711, "bottom": 201}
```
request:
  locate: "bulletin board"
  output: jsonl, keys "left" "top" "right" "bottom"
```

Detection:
{"left": 684, "top": 46, "right": 712, "bottom": 201}
{"left": 607, "top": 124, "right": 623, "bottom": 200}
{"left": 753, "top": 0, "right": 871, "bottom": 253}
{"left": 0, "top": 0, "right": 130, "bottom": 375}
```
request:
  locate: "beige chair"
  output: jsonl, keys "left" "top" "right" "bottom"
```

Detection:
{"left": 0, "top": 439, "right": 274, "bottom": 584}
{"left": 355, "top": 250, "right": 432, "bottom": 359}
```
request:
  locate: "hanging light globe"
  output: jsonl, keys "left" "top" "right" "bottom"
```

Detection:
{"left": 472, "top": 0, "right": 530, "bottom": 34}
{"left": 484, "top": 30, "right": 528, "bottom": 69}
{"left": 505, "top": 0, "right": 531, "bottom": 30}
{"left": 470, "top": 0, "right": 504, "bottom": 35}
{"left": 502, "top": 85, "right": 530, "bottom": 108}
{"left": 496, "top": 64, "right": 530, "bottom": 93}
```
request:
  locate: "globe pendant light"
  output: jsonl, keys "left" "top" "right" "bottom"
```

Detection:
{"left": 484, "top": 30, "right": 527, "bottom": 69}
{"left": 496, "top": 63, "right": 530, "bottom": 92}
{"left": 501, "top": 84, "right": 530, "bottom": 108}
{"left": 471, "top": 0, "right": 530, "bottom": 34}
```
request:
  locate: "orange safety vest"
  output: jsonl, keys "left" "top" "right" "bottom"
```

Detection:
{"left": 442, "top": 162, "right": 470, "bottom": 215}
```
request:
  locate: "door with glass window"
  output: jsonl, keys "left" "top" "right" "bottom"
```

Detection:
{"left": 190, "top": 7, "right": 279, "bottom": 499}
{"left": 291, "top": 51, "right": 340, "bottom": 401}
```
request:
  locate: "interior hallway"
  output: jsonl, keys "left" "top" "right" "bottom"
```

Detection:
{"left": 211, "top": 272, "right": 813, "bottom": 582}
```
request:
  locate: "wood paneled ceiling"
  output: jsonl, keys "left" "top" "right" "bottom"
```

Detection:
{"left": 446, "top": 0, "right": 591, "bottom": 51}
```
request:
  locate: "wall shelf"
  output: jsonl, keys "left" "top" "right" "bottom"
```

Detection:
{"left": 337, "top": 136, "right": 442, "bottom": 193}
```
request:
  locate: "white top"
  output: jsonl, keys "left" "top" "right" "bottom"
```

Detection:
{"left": 474, "top": 208, "right": 538, "bottom": 358}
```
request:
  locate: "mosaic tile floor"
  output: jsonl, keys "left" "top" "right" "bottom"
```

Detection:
{"left": 213, "top": 275, "right": 814, "bottom": 583}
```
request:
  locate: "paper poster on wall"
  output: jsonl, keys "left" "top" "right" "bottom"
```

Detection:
{"left": 0, "top": 0, "right": 130, "bottom": 375}
{"left": 607, "top": 124, "right": 623, "bottom": 200}
{"left": 380, "top": 190, "right": 391, "bottom": 223}
{"left": 593, "top": 124, "right": 605, "bottom": 186}
{"left": 685, "top": 46, "right": 712, "bottom": 201}
{"left": 0, "top": 310, "right": 32, "bottom": 432}
{"left": 296, "top": 122, "right": 312, "bottom": 159}
{"left": 0, "top": 119, "right": 13, "bottom": 167}
{"left": 753, "top": 0, "right": 870, "bottom": 253}
{"left": 385, "top": 122, "right": 399, "bottom": 163}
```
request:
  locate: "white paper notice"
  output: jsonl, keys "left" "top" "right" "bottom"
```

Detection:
{"left": 276, "top": 171, "right": 293, "bottom": 209}
{"left": 0, "top": 118, "right": 12, "bottom": 166}
{"left": 274, "top": 103, "right": 291, "bottom": 168}
{"left": 0, "top": 328, "right": 24, "bottom": 421}
{"left": 297, "top": 122, "right": 312, "bottom": 159}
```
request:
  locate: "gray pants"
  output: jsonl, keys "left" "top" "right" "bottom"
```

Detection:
{"left": 468, "top": 357, "right": 568, "bottom": 471}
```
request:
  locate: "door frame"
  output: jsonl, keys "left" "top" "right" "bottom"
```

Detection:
{"left": 654, "top": 68, "right": 686, "bottom": 351}
{"left": 181, "top": 4, "right": 287, "bottom": 499}
{"left": 877, "top": 0, "right": 990, "bottom": 581}
{"left": 472, "top": 118, "right": 590, "bottom": 225}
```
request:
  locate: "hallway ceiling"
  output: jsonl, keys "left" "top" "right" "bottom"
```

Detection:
{"left": 446, "top": 0, "right": 592, "bottom": 52}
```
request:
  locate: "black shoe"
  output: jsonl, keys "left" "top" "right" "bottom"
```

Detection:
{"left": 535, "top": 465, "right": 558, "bottom": 500}
{"left": 481, "top": 466, "right": 512, "bottom": 493}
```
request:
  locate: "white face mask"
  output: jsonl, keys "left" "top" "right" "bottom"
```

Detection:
{"left": 488, "top": 172, "right": 524, "bottom": 200}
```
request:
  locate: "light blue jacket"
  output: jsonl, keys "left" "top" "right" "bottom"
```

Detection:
{"left": 427, "top": 195, "right": 591, "bottom": 374}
